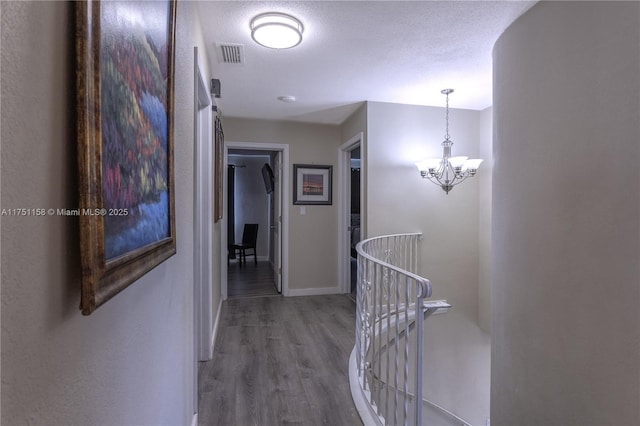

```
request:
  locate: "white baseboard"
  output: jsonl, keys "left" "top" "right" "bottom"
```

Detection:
{"left": 287, "top": 286, "right": 342, "bottom": 297}
{"left": 209, "top": 298, "right": 223, "bottom": 356}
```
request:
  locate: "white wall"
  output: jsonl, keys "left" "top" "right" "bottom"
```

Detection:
{"left": 1, "top": 2, "right": 210, "bottom": 424}
{"left": 223, "top": 118, "right": 342, "bottom": 293}
{"left": 492, "top": 2, "right": 640, "bottom": 424}
{"left": 478, "top": 107, "right": 492, "bottom": 334}
{"left": 365, "top": 101, "right": 490, "bottom": 423}
{"left": 366, "top": 101, "right": 482, "bottom": 321}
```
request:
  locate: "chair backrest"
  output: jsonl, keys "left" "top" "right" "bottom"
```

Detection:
{"left": 242, "top": 224, "right": 259, "bottom": 246}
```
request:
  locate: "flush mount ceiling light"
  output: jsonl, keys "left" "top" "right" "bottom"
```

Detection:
{"left": 250, "top": 12, "right": 303, "bottom": 49}
{"left": 415, "top": 89, "right": 483, "bottom": 194}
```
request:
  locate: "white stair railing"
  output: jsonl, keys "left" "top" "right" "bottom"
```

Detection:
{"left": 349, "top": 233, "right": 453, "bottom": 426}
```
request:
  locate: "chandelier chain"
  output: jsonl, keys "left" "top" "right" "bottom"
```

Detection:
{"left": 444, "top": 91, "right": 450, "bottom": 141}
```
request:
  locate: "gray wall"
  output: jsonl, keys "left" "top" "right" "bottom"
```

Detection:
{"left": 492, "top": 2, "right": 640, "bottom": 424}
{"left": 1, "top": 2, "right": 213, "bottom": 424}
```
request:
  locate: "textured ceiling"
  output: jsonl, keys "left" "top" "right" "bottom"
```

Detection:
{"left": 197, "top": 1, "right": 536, "bottom": 124}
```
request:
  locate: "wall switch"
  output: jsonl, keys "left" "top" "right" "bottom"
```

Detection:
{"left": 300, "top": 206, "right": 306, "bottom": 216}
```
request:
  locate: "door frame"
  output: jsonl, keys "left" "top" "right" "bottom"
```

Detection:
{"left": 339, "top": 132, "right": 364, "bottom": 294}
{"left": 222, "top": 141, "right": 290, "bottom": 298}
{"left": 193, "top": 47, "right": 213, "bottom": 426}
{"left": 271, "top": 151, "right": 283, "bottom": 293}
{"left": 194, "top": 48, "right": 214, "bottom": 361}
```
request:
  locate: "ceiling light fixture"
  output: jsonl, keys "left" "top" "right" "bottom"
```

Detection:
{"left": 250, "top": 12, "right": 303, "bottom": 49}
{"left": 415, "top": 89, "right": 483, "bottom": 194}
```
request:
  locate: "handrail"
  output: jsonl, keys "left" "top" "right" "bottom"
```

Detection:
{"left": 351, "top": 233, "right": 432, "bottom": 426}
{"left": 350, "top": 233, "right": 463, "bottom": 426}
{"left": 355, "top": 233, "right": 432, "bottom": 299}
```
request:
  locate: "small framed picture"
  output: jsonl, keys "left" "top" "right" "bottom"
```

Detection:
{"left": 293, "top": 164, "right": 333, "bottom": 205}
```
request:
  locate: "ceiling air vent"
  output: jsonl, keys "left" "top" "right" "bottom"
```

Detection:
{"left": 216, "top": 43, "right": 244, "bottom": 65}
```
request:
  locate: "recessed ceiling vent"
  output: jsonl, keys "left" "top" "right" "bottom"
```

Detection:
{"left": 216, "top": 43, "right": 244, "bottom": 65}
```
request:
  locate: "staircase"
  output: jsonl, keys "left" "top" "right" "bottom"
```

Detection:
{"left": 349, "top": 233, "right": 469, "bottom": 426}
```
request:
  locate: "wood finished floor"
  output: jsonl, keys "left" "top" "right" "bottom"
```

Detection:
{"left": 197, "top": 294, "right": 362, "bottom": 426}
{"left": 227, "top": 260, "right": 279, "bottom": 298}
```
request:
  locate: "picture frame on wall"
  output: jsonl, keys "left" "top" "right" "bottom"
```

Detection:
{"left": 76, "top": 0, "right": 177, "bottom": 315}
{"left": 293, "top": 164, "right": 333, "bottom": 205}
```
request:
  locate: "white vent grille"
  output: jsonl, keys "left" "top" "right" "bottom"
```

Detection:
{"left": 217, "top": 43, "right": 244, "bottom": 64}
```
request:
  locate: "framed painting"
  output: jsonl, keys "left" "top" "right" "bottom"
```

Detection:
{"left": 293, "top": 164, "right": 333, "bottom": 205}
{"left": 76, "top": 0, "right": 177, "bottom": 315}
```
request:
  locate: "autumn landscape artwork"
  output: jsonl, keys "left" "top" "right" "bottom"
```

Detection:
{"left": 100, "top": 2, "right": 172, "bottom": 260}
{"left": 77, "top": 0, "right": 176, "bottom": 314}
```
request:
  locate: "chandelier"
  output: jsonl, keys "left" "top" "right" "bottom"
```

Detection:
{"left": 415, "top": 89, "right": 483, "bottom": 194}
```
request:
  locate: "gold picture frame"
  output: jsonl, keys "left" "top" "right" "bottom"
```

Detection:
{"left": 76, "top": 0, "right": 177, "bottom": 315}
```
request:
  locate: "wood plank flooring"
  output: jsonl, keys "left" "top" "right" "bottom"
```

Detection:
{"left": 197, "top": 295, "right": 362, "bottom": 426}
{"left": 227, "top": 260, "right": 279, "bottom": 298}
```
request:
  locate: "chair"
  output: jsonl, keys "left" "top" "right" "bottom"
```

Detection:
{"left": 231, "top": 224, "right": 259, "bottom": 265}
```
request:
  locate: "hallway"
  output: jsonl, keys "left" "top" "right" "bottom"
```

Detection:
{"left": 197, "top": 295, "right": 361, "bottom": 425}
{"left": 227, "top": 260, "right": 279, "bottom": 298}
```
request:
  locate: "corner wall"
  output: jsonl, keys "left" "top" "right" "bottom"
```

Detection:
{"left": 1, "top": 2, "right": 210, "bottom": 424}
{"left": 341, "top": 103, "right": 368, "bottom": 238}
{"left": 491, "top": 2, "right": 640, "bottom": 424}
{"left": 478, "top": 107, "right": 492, "bottom": 334}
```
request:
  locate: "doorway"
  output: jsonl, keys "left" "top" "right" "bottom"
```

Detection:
{"left": 348, "top": 147, "right": 361, "bottom": 299}
{"left": 339, "top": 133, "right": 364, "bottom": 298}
{"left": 227, "top": 150, "right": 278, "bottom": 297}
{"left": 222, "top": 142, "right": 290, "bottom": 300}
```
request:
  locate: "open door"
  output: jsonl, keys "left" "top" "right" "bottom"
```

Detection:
{"left": 272, "top": 152, "right": 283, "bottom": 293}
